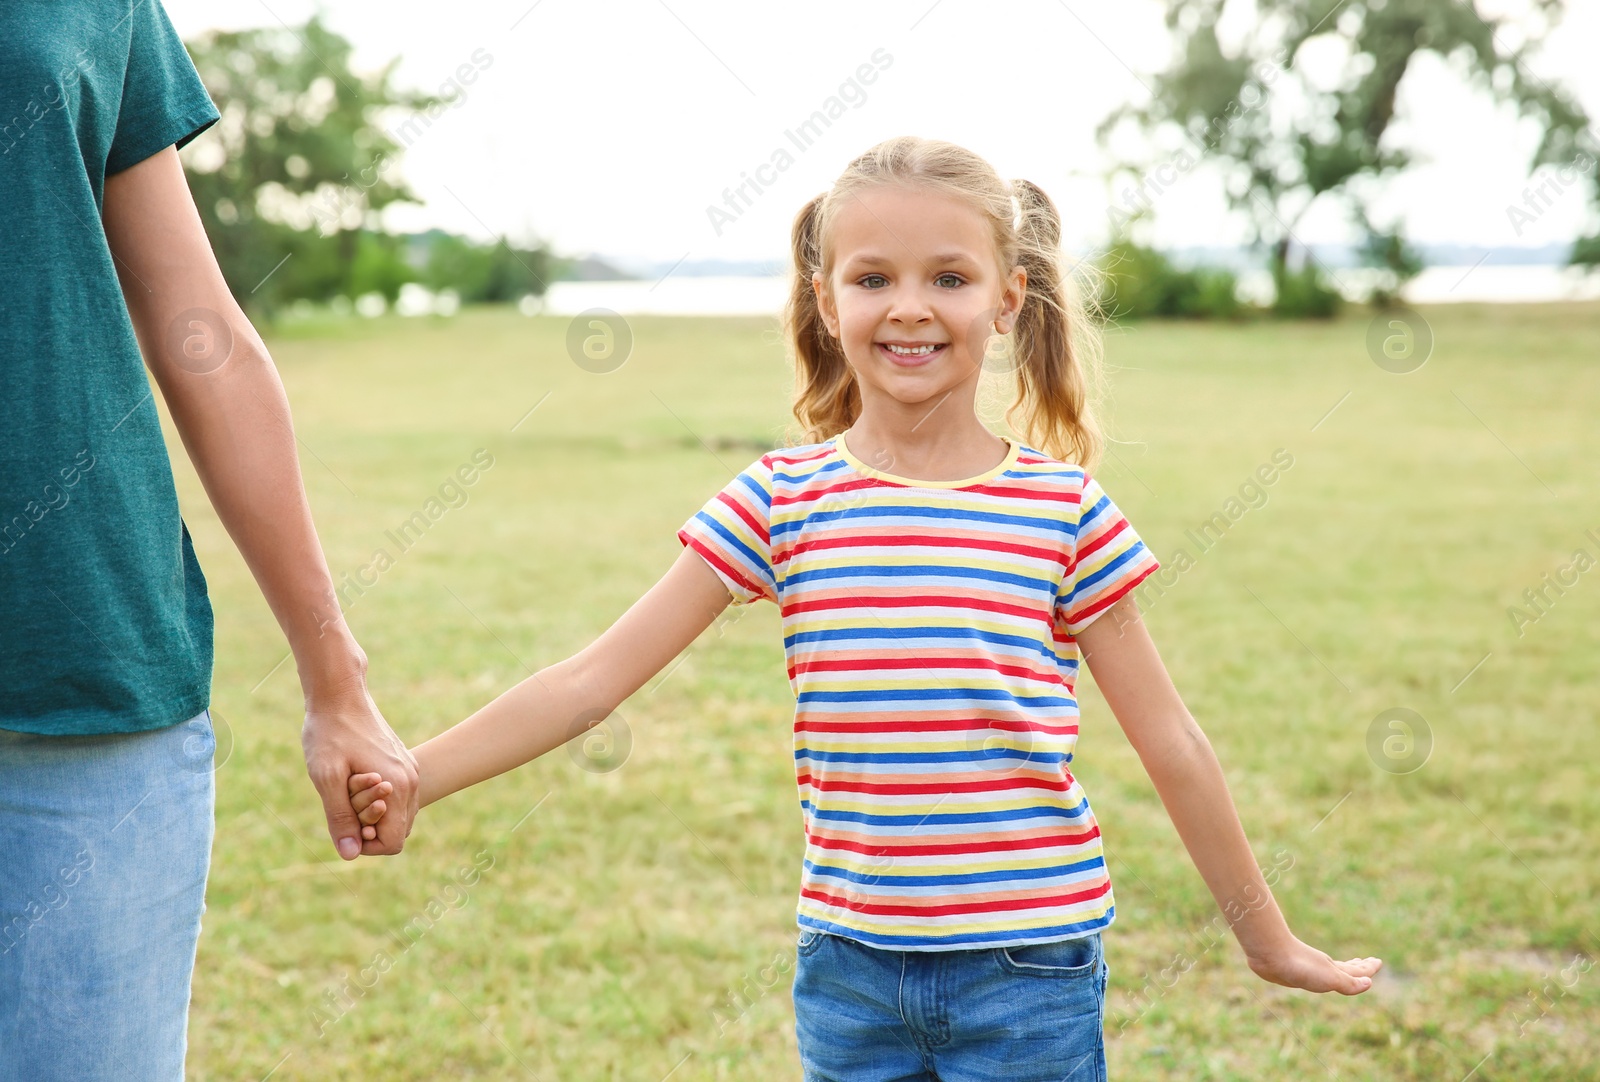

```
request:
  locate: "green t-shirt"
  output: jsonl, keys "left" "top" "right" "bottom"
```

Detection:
{"left": 1, "top": 1, "right": 220, "bottom": 735}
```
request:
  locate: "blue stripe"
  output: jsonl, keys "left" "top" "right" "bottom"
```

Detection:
{"left": 804, "top": 853, "right": 1106, "bottom": 889}
{"left": 732, "top": 468, "right": 773, "bottom": 510}
{"left": 800, "top": 802, "right": 1091, "bottom": 826}
{"left": 797, "top": 747, "right": 1069, "bottom": 766}
{"left": 784, "top": 561, "right": 1057, "bottom": 594}
{"left": 1063, "top": 541, "right": 1149, "bottom": 608}
{"left": 796, "top": 687, "right": 1074, "bottom": 708}
{"left": 772, "top": 501, "right": 1075, "bottom": 540}
{"left": 771, "top": 455, "right": 851, "bottom": 486}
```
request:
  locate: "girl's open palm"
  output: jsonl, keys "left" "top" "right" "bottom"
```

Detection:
{"left": 1247, "top": 936, "right": 1382, "bottom": 995}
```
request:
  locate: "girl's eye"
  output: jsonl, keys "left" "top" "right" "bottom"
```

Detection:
{"left": 855, "top": 272, "right": 963, "bottom": 289}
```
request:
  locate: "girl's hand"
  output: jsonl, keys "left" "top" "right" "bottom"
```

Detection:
{"left": 1246, "top": 936, "right": 1382, "bottom": 995}
{"left": 347, "top": 772, "right": 393, "bottom": 842}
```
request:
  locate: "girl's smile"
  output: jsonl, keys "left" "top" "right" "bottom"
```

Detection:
{"left": 876, "top": 339, "right": 949, "bottom": 366}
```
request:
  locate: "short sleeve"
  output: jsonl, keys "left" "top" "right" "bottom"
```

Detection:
{"left": 1056, "top": 472, "right": 1160, "bottom": 636}
{"left": 677, "top": 457, "right": 778, "bottom": 605}
{"left": 106, "top": 0, "right": 219, "bottom": 176}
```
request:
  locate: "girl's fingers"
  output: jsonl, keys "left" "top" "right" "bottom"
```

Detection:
{"left": 1333, "top": 956, "right": 1382, "bottom": 994}
{"left": 350, "top": 780, "right": 393, "bottom": 814}
{"left": 347, "top": 772, "right": 384, "bottom": 796}
{"left": 357, "top": 798, "right": 388, "bottom": 826}
{"left": 361, "top": 823, "right": 378, "bottom": 841}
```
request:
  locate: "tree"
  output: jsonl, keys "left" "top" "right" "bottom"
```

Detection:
{"left": 421, "top": 232, "right": 551, "bottom": 304}
{"left": 180, "top": 17, "right": 436, "bottom": 314}
{"left": 1097, "top": 0, "right": 1598, "bottom": 303}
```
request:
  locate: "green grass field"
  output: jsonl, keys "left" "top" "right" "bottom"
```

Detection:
{"left": 170, "top": 303, "right": 1599, "bottom": 1080}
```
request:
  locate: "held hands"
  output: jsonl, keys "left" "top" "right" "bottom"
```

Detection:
{"left": 302, "top": 687, "right": 419, "bottom": 859}
{"left": 347, "top": 772, "right": 393, "bottom": 842}
{"left": 1246, "top": 935, "right": 1383, "bottom": 995}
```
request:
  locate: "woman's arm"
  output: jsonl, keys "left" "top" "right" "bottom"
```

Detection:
{"left": 102, "top": 146, "right": 418, "bottom": 860}
{"left": 415, "top": 547, "right": 736, "bottom": 807}
{"left": 1075, "top": 596, "right": 1382, "bottom": 995}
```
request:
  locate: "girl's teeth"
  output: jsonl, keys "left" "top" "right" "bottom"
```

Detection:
{"left": 886, "top": 344, "right": 940, "bottom": 355}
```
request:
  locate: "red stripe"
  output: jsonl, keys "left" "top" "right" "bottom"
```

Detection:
{"left": 791, "top": 655, "right": 1058, "bottom": 682}
{"left": 770, "top": 475, "right": 881, "bottom": 507}
{"left": 796, "top": 773, "right": 1072, "bottom": 796}
{"left": 1070, "top": 508, "right": 1130, "bottom": 567}
{"left": 800, "top": 878, "right": 1110, "bottom": 917}
{"left": 797, "top": 717, "right": 1077, "bottom": 736}
{"left": 715, "top": 489, "right": 769, "bottom": 545}
{"left": 968, "top": 483, "right": 1068, "bottom": 501}
{"left": 773, "top": 446, "right": 833, "bottom": 467}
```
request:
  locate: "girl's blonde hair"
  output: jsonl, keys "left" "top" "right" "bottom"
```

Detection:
{"left": 783, "top": 136, "right": 1107, "bottom": 470}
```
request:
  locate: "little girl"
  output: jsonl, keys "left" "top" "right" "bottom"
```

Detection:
{"left": 350, "top": 136, "right": 1381, "bottom": 1080}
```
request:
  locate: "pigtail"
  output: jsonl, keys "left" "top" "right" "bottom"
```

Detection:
{"left": 1006, "top": 179, "right": 1106, "bottom": 471}
{"left": 785, "top": 193, "right": 860, "bottom": 445}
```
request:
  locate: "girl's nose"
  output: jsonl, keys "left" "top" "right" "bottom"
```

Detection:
{"left": 885, "top": 289, "right": 934, "bottom": 324}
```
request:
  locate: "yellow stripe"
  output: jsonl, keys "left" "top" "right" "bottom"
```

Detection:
{"left": 808, "top": 847, "right": 1105, "bottom": 879}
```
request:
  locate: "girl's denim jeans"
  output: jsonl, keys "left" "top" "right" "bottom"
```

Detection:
{"left": 794, "top": 926, "right": 1109, "bottom": 1081}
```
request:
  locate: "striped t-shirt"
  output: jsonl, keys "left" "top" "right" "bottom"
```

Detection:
{"left": 677, "top": 433, "right": 1160, "bottom": 951}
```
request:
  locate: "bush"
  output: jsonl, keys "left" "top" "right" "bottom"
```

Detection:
{"left": 1097, "top": 241, "right": 1244, "bottom": 321}
{"left": 422, "top": 234, "right": 551, "bottom": 304}
{"left": 1271, "top": 264, "right": 1343, "bottom": 319}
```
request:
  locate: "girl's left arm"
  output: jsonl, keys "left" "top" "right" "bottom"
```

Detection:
{"left": 1075, "top": 595, "right": 1382, "bottom": 995}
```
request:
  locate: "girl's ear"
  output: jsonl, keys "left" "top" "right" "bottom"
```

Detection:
{"left": 812, "top": 271, "right": 839, "bottom": 338}
{"left": 997, "top": 263, "right": 1027, "bottom": 334}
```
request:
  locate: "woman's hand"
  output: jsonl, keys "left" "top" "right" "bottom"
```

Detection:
{"left": 1246, "top": 936, "right": 1382, "bottom": 995}
{"left": 302, "top": 687, "right": 419, "bottom": 858}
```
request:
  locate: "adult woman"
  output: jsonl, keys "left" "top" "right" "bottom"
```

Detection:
{"left": 0, "top": 3, "right": 416, "bottom": 1077}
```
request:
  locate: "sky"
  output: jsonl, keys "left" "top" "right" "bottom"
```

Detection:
{"left": 162, "top": 0, "right": 1600, "bottom": 267}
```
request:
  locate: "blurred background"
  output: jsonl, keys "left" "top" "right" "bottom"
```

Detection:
{"left": 154, "top": 2, "right": 1597, "bottom": 1079}
{"left": 165, "top": 0, "right": 1600, "bottom": 317}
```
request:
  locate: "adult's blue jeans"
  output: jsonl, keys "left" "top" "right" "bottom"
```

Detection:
{"left": 793, "top": 927, "right": 1109, "bottom": 1082}
{"left": 0, "top": 711, "right": 216, "bottom": 1081}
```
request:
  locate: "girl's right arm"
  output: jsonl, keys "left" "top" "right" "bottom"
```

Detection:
{"left": 413, "top": 548, "right": 735, "bottom": 808}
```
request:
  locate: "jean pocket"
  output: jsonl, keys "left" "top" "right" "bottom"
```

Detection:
{"left": 797, "top": 928, "right": 828, "bottom": 957}
{"left": 997, "top": 933, "right": 1100, "bottom": 977}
